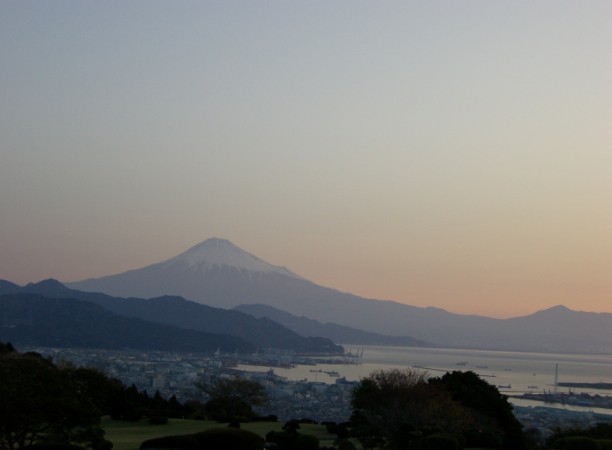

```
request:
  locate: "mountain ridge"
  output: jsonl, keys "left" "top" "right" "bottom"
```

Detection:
{"left": 64, "top": 238, "right": 612, "bottom": 353}
{"left": 234, "top": 303, "right": 433, "bottom": 347}
{"left": 0, "top": 292, "right": 253, "bottom": 353}
{"left": 0, "top": 279, "right": 343, "bottom": 354}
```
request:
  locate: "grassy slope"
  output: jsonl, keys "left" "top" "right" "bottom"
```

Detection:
{"left": 102, "top": 418, "right": 339, "bottom": 450}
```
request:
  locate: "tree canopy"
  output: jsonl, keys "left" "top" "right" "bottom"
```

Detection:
{"left": 351, "top": 368, "right": 527, "bottom": 450}
{"left": 430, "top": 370, "right": 525, "bottom": 448}
{"left": 0, "top": 348, "right": 105, "bottom": 450}
{"left": 196, "top": 377, "right": 267, "bottom": 422}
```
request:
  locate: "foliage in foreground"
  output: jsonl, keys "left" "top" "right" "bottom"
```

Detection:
{"left": 350, "top": 368, "right": 527, "bottom": 449}
{"left": 547, "top": 423, "right": 612, "bottom": 450}
{"left": 0, "top": 344, "right": 108, "bottom": 450}
{"left": 137, "top": 420, "right": 331, "bottom": 450}
{"left": 0, "top": 342, "right": 189, "bottom": 450}
{"left": 195, "top": 376, "right": 267, "bottom": 422}
{"left": 7, "top": 338, "right": 609, "bottom": 450}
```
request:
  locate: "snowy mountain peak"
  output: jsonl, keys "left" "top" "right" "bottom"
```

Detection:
{"left": 167, "top": 238, "right": 301, "bottom": 278}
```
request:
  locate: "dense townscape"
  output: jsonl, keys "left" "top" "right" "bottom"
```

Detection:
{"left": 25, "top": 346, "right": 357, "bottom": 423}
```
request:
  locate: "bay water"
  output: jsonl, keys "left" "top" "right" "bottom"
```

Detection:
{"left": 239, "top": 345, "right": 612, "bottom": 414}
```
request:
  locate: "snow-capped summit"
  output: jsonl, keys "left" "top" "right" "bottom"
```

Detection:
{"left": 66, "top": 238, "right": 305, "bottom": 304}
{"left": 166, "top": 238, "right": 300, "bottom": 278}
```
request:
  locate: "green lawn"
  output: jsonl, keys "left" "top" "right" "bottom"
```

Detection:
{"left": 102, "top": 419, "right": 495, "bottom": 450}
{"left": 102, "top": 418, "right": 339, "bottom": 450}
{"left": 102, "top": 418, "right": 211, "bottom": 450}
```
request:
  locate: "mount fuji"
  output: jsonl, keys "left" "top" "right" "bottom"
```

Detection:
{"left": 68, "top": 238, "right": 306, "bottom": 308}
{"left": 163, "top": 238, "right": 302, "bottom": 279}
{"left": 67, "top": 238, "right": 612, "bottom": 353}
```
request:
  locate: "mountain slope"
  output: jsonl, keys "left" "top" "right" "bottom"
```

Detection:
{"left": 235, "top": 303, "right": 433, "bottom": 347}
{"left": 68, "top": 238, "right": 303, "bottom": 301}
{"left": 0, "top": 280, "right": 20, "bottom": 294}
{"left": 165, "top": 238, "right": 302, "bottom": 278}
{"left": 66, "top": 238, "right": 612, "bottom": 353}
{"left": 66, "top": 239, "right": 490, "bottom": 342}
{"left": 499, "top": 306, "right": 612, "bottom": 353}
{"left": 0, "top": 293, "right": 252, "bottom": 353}
{"left": 12, "top": 279, "right": 342, "bottom": 354}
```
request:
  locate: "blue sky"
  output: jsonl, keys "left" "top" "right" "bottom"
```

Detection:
{"left": 1, "top": 1, "right": 611, "bottom": 317}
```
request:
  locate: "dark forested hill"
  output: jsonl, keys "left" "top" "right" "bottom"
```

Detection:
{"left": 0, "top": 279, "right": 343, "bottom": 354}
{"left": 0, "top": 280, "right": 20, "bottom": 294}
{"left": 0, "top": 293, "right": 253, "bottom": 353}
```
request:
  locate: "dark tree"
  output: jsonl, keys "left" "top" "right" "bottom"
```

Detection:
{"left": 348, "top": 411, "right": 385, "bottom": 450}
{"left": 351, "top": 368, "right": 472, "bottom": 448}
{"left": 197, "top": 377, "right": 266, "bottom": 406}
{"left": 0, "top": 352, "right": 105, "bottom": 450}
{"left": 64, "top": 367, "right": 124, "bottom": 416}
{"left": 204, "top": 397, "right": 254, "bottom": 422}
{"left": 196, "top": 377, "right": 266, "bottom": 421}
{"left": 429, "top": 371, "right": 526, "bottom": 449}
{"left": 0, "top": 342, "right": 16, "bottom": 354}
{"left": 166, "top": 395, "right": 184, "bottom": 418}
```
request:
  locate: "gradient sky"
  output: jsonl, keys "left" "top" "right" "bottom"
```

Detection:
{"left": 1, "top": 1, "right": 611, "bottom": 318}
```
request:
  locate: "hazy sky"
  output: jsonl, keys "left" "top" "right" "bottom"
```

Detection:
{"left": 1, "top": 1, "right": 611, "bottom": 318}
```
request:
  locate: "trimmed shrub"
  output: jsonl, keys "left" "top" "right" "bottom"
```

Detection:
{"left": 325, "top": 422, "right": 339, "bottom": 434}
{"left": 282, "top": 420, "right": 301, "bottom": 433}
{"left": 266, "top": 430, "right": 297, "bottom": 449}
{"left": 139, "top": 434, "right": 198, "bottom": 450}
{"left": 337, "top": 441, "right": 357, "bottom": 450}
{"left": 193, "top": 428, "right": 264, "bottom": 450}
{"left": 598, "top": 440, "right": 612, "bottom": 450}
{"left": 294, "top": 434, "right": 319, "bottom": 450}
{"left": 417, "top": 433, "right": 461, "bottom": 450}
{"left": 553, "top": 436, "right": 600, "bottom": 450}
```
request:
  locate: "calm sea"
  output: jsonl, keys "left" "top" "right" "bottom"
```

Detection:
{"left": 239, "top": 345, "right": 612, "bottom": 413}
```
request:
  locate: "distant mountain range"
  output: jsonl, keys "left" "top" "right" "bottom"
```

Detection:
{"left": 0, "top": 279, "right": 342, "bottom": 354}
{"left": 65, "top": 238, "right": 612, "bottom": 353}
{"left": 234, "top": 303, "right": 431, "bottom": 347}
